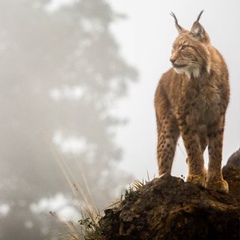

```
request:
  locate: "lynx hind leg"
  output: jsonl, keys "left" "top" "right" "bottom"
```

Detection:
{"left": 207, "top": 118, "right": 229, "bottom": 193}
{"left": 156, "top": 114, "right": 179, "bottom": 176}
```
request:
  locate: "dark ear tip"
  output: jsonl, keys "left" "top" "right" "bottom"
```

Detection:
{"left": 170, "top": 12, "right": 177, "bottom": 22}
{"left": 196, "top": 10, "right": 204, "bottom": 22}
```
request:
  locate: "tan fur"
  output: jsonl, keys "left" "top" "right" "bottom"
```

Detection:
{"left": 155, "top": 11, "right": 230, "bottom": 192}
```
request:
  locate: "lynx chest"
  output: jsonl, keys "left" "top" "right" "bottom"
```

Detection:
{"left": 178, "top": 81, "right": 222, "bottom": 126}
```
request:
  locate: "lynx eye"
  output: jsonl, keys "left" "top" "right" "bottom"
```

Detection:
{"left": 180, "top": 45, "right": 187, "bottom": 51}
{"left": 179, "top": 45, "right": 189, "bottom": 51}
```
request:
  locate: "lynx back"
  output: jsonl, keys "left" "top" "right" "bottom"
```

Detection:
{"left": 154, "top": 11, "right": 230, "bottom": 192}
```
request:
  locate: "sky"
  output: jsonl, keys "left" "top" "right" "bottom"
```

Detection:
{"left": 106, "top": 0, "right": 240, "bottom": 181}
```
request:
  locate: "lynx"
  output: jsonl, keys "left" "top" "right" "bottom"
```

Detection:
{"left": 155, "top": 11, "right": 230, "bottom": 192}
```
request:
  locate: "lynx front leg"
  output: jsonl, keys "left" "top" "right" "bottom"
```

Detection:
{"left": 156, "top": 115, "right": 179, "bottom": 176}
{"left": 179, "top": 121, "right": 206, "bottom": 187}
{"left": 186, "top": 127, "right": 208, "bottom": 174}
{"left": 207, "top": 117, "right": 228, "bottom": 193}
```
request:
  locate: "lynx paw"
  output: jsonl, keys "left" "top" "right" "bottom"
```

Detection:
{"left": 207, "top": 179, "right": 229, "bottom": 193}
{"left": 187, "top": 174, "right": 206, "bottom": 188}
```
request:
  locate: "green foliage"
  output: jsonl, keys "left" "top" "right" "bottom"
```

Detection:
{"left": 123, "top": 184, "right": 141, "bottom": 202}
{"left": 78, "top": 217, "right": 103, "bottom": 240}
{"left": 122, "top": 180, "right": 147, "bottom": 202}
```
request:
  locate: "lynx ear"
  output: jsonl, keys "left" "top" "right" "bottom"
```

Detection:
{"left": 190, "top": 10, "right": 210, "bottom": 43}
{"left": 170, "top": 12, "right": 186, "bottom": 34}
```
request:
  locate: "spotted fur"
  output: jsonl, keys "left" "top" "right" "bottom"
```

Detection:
{"left": 155, "top": 11, "right": 230, "bottom": 192}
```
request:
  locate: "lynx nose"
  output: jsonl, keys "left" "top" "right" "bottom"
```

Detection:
{"left": 170, "top": 58, "right": 176, "bottom": 64}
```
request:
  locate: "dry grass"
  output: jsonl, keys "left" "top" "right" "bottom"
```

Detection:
{"left": 42, "top": 132, "right": 101, "bottom": 239}
{"left": 45, "top": 132, "right": 153, "bottom": 239}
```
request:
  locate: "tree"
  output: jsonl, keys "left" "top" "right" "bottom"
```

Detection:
{"left": 0, "top": 0, "right": 137, "bottom": 239}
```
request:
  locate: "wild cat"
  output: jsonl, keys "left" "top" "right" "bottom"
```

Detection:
{"left": 154, "top": 11, "right": 229, "bottom": 192}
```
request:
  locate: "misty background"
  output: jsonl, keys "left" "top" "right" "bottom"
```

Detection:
{"left": 0, "top": 0, "right": 239, "bottom": 239}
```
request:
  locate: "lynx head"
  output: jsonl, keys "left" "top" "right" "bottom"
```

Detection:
{"left": 170, "top": 11, "right": 211, "bottom": 79}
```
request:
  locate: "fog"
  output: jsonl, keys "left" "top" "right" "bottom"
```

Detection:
{"left": 0, "top": 0, "right": 239, "bottom": 238}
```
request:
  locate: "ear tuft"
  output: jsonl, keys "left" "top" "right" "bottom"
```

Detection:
{"left": 196, "top": 10, "right": 204, "bottom": 22}
{"left": 170, "top": 12, "right": 185, "bottom": 34}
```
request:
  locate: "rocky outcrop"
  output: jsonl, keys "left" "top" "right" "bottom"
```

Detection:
{"left": 99, "top": 152, "right": 240, "bottom": 240}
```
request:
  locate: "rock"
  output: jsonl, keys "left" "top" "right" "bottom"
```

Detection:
{"left": 99, "top": 173, "right": 240, "bottom": 240}
{"left": 224, "top": 148, "right": 240, "bottom": 168}
{"left": 222, "top": 148, "right": 240, "bottom": 202}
